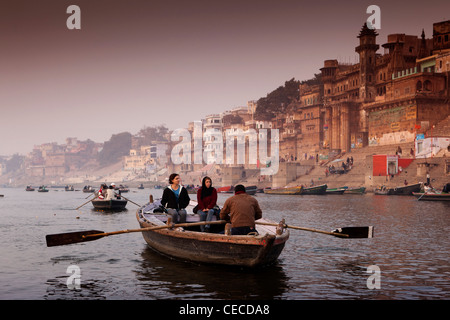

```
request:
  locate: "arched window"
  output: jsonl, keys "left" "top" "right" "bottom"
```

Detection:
{"left": 416, "top": 81, "right": 422, "bottom": 91}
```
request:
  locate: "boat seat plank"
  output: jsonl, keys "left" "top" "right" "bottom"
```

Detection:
{"left": 142, "top": 212, "right": 218, "bottom": 224}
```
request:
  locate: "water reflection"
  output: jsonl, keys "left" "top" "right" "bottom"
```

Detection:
{"left": 2, "top": 187, "right": 450, "bottom": 299}
{"left": 134, "top": 247, "right": 289, "bottom": 300}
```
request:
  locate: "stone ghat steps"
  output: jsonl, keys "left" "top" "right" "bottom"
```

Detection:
{"left": 429, "top": 115, "right": 450, "bottom": 137}
{"left": 289, "top": 141, "right": 417, "bottom": 188}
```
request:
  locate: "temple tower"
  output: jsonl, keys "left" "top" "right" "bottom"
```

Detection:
{"left": 355, "top": 23, "right": 379, "bottom": 101}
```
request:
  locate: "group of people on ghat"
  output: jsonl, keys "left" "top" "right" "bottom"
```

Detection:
{"left": 97, "top": 183, "right": 122, "bottom": 200}
{"left": 161, "top": 173, "right": 262, "bottom": 235}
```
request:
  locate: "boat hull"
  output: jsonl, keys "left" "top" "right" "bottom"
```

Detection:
{"left": 137, "top": 209, "right": 289, "bottom": 267}
{"left": 326, "top": 188, "right": 346, "bottom": 194}
{"left": 92, "top": 199, "right": 128, "bottom": 211}
{"left": 413, "top": 192, "right": 450, "bottom": 201}
{"left": 345, "top": 187, "right": 366, "bottom": 194}
{"left": 376, "top": 183, "right": 421, "bottom": 195}
{"left": 264, "top": 186, "right": 302, "bottom": 195}
{"left": 301, "top": 184, "right": 327, "bottom": 195}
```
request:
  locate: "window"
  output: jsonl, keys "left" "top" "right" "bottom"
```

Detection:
{"left": 416, "top": 81, "right": 422, "bottom": 91}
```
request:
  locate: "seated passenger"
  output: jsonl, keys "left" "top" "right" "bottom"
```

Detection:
{"left": 105, "top": 185, "right": 116, "bottom": 200}
{"left": 196, "top": 176, "right": 219, "bottom": 232}
{"left": 161, "top": 173, "right": 190, "bottom": 223}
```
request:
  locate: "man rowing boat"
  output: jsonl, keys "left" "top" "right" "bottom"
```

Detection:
{"left": 220, "top": 184, "right": 262, "bottom": 235}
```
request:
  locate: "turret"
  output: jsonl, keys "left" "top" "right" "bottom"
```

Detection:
{"left": 355, "top": 23, "right": 379, "bottom": 100}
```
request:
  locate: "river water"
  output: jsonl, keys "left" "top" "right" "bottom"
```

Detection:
{"left": 0, "top": 187, "right": 449, "bottom": 301}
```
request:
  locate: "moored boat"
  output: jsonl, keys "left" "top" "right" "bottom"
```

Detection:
{"left": 301, "top": 184, "right": 327, "bottom": 195}
{"left": 83, "top": 186, "right": 96, "bottom": 193}
{"left": 325, "top": 187, "right": 346, "bottom": 194}
{"left": 264, "top": 186, "right": 303, "bottom": 195}
{"left": 245, "top": 185, "right": 258, "bottom": 195}
{"left": 136, "top": 201, "right": 289, "bottom": 267}
{"left": 92, "top": 199, "right": 128, "bottom": 211}
{"left": 412, "top": 192, "right": 450, "bottom": 201}
{"left": 375, "top": 183, "right": 421, "bottom": 195}
{"left": 345, "top": 187, "right": 366, "bottom": 194}
{"left": 185, "top": 186, "right": 198, "bottom": 194}
{"left": 217, "top": 186, "right": 233, "bottom": 193}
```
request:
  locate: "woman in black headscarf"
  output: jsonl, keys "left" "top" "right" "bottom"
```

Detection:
{"left": 196, "top": 176, "right": 219, "bottom": 232}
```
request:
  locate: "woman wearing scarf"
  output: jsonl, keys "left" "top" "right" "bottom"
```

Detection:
{"left": 196, "top": 176, "right": 219, "bottom": 232}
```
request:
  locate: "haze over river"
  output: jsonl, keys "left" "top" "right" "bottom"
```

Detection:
{"left": 0, "top": 187, "right": 449, "bottom": 300}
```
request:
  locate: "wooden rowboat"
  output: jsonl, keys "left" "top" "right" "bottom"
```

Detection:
{"left": 92, "top": 199, "right": 128, "bottom": 211}
{"left": 325, "top": 188, "right": 346, "bottom": 194}
{"left": 136, "top": 202, "right": 289, "bottom": 267}
{"left": 263, "top": 186, "right": 302, "bottom": 195}
{"left": 375, "top": 183, "right": 421, "bottom": 195}
{"left": 38, "top": 186, "right": 49, "bottom": 192}
{"left": 412, "top": 192, "right": 450, "bottom": 201}
{"left": 301, "top": 184, "right": 327, "bottom": 195}
{"left": 345, "top": 187, "right": 366, "bottom": 194}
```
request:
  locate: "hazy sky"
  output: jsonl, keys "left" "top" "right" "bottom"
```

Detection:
{"left": 1, "top": 0, "right": 449, "bottom": 155}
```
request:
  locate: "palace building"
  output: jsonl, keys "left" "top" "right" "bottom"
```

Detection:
{"left": 283, "top": 20, "right": 450, "bottom": 159}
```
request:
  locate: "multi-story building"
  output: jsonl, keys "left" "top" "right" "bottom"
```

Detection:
{"left": 285, "top": 20, "right": 450, "bottom": 159}
{"left": 123, "top": 146, "right": 156, "bottom": 171}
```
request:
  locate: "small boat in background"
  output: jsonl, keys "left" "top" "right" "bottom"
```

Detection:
{"left": 65, "top": 185, "right": 74, "bottom": 191}
{"left": 301, "top": 184, "right": 327, "bottom": 195}
{"left": 345, "top": 187, "right": 366, "bottom": 194}
{"left": 413, "top": 192, "right": 450, "bottom": 201}
{"left": 375, "top": 183, "right": 421, "bottom": 196}
{"left": 38, "top": 186, "right": 49, "bottom": 192}
{"left": 326, "top": 187, "right": 346, "bottom": 194}
{"left": 217, "top": 186, "right": 233, "bottom": 193}
{"left": 83, "top": 186, "right": 96, "bottom": 193}
{"left": 245, "top": 185, "right": 258, "bottom": 195}
{"left": 138, "top": 184, "right": 144, "bottom": 189}
{"left": 185, "top": 186, "right": 198, "bottom": 194}
{"left": 26, "top": 185, "right": 35, "bottom": 191}
{"left": 117, "top": 185, "right": 129, "bottom": 193}
{"left": 264, "top": 186, "right": 303, "bottom": 195}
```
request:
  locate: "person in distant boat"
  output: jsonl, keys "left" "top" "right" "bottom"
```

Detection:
{"left": 196, "top": 176, "right": 219, "bottom": 232}
{"left": 220, "top": 184, "right": 262, "bottom": 235}
{"left": 423, "top": 183, "right": 434, "bottom": 193}
{"left": 97, "top": 184, "right": 107, "bottom": 200}
{"left": 161, "top": 173, "right": 190, "bottom": 223}
{"left": 105, "top": 185, "right": 116, "bottom": 200}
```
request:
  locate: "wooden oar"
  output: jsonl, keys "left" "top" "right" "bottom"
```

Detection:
{"left": 46, "top": 220, "right": 228, "bottom": 247}
{"left": 75, "top": 194, "right": 99, "bottom": 210}
{"left": 256, "top": 221, "right": 373, "bottom": 239}
{"left": 118, "top": 194, "right": 141, "bottom": 207}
